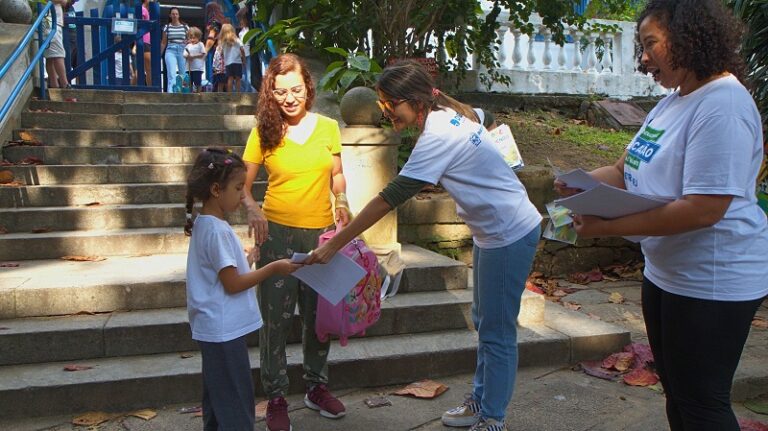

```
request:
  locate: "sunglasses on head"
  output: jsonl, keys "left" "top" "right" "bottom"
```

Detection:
{"left": 376, "top": 98, "right": 407, "bottom": 113}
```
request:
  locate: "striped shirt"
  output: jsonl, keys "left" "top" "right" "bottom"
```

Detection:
{"left": 164, "top": 24, "right": 188, "bottom": 45}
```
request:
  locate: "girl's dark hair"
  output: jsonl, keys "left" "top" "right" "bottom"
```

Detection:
{"left": 166, "top": 7, "right": 181, "bottom": 25}
{"left": 184, "top": 148, "right": 245, "bottom": 236}
{"left": 636, "top": 0, "right": 745, "bottom": 82}
{"left": 376, "top": 61, "right": 480, "bottom": 124}
{"left": 256, "top": 54, "right": 316, "bottom": 152}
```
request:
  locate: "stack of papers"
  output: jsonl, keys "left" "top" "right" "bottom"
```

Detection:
{"left": 290, "top": 252, "right": 367, "bottom": 306}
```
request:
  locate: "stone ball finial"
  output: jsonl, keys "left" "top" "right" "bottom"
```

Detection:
{"left": 340, "top": 86, "right": 382, "bottom": 127}
{"left": 0, "top": 0, "right": 34, "bottom": 24}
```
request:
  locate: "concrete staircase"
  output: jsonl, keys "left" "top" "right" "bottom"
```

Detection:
{"left": 0, "top": 89, "right": 629, "bottom": 419}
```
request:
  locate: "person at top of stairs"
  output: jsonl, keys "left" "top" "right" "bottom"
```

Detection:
{"left": 218, "top": 23, "right": 245, "bottom": 93}
{"left": 242, "top": 53, "right": 351, "bottom": 431}
{"left": 184, "top": 148, "right": 302, "bottom": 431}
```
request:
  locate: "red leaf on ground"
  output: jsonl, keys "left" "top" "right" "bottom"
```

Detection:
{"left": 567, "top": 268, "right": 604, "bottom": 285}
{"left": 752, "top": 317, "right": 768, "bottom": 330}
{"left": 623, "top": 367, "right": 659, "bottom": 386}
{"left": 623, "top": 343, "right": 654, "bottom": 367}
{"left": 64, "top": 97, "right": 78, "bottom": 102}
{"left": 0, "top": 262, "right": 20, "bottom": 267}
{"left": 579, "top": 361, "right": 620, "bottom": 381}
{"left": 61, "top": 255, "right": 106, "bottom": 262}
{"left": 738, "top": 418, "right": 768, "bottom": 431}
{"left": 19, "top": 156, "right": 44, "bottom": 165}
{"left": 525, "top": 281, "right": 544, "bottom": 295}
{"left": 63, "top": 364, "right": 93, "bottom": 372}
{"left": 602, "top": 352, "right": 635, "bottom": 372}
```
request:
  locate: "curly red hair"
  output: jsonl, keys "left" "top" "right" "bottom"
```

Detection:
{"left": 256, "top": 54, "right": 316, "bottom": 152}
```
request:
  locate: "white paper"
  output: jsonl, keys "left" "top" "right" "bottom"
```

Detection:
{"left": 488, "top": 124, "right": 524, "bottom": 171}
{"left": 292, "top": 252, "right": 367, "bottom": 306}
{"left": 291, "top": 252, "right": 310, "bottom": 263}
{"left": 556, "top": 168, "right": 600, "bottom": 191}
{"left": 555, "top": 183, "right": 670, "bottom": 219}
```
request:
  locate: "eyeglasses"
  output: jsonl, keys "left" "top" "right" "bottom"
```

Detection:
{"left": 376, "top": 98, "right": 407, "bottom": 113}
{"left": 272, "top": 85, "right": 306, "bottom": 102}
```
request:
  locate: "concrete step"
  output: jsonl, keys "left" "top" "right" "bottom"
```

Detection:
{"left": 0, "top": 287, "right": 534, "bottom": 366}
{"left": 28, "top": 100, "right": 256, "bottom": 115}
{"left": 47, "top": 88, "right": 259, "bottom": 105}
{"left": 2, "top": 145, "right": 246, "bottom": 165}
{"left": 0, "top": 305, "right": 630, "bottom": 419}
{"left": 21, "top": 113, "right": 255, "bottom": 131}
{"left": 0, "top": 246, "right": 468, "bottom": 317}
{"left": 4, "top": 163, "right": 193, "bottom": 185}
{"left": 13, "top": 129, "right": 251, "bottom": 147}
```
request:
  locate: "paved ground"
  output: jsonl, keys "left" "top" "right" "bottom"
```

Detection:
{"left": 3, "top": 279, "right": 767, "bottom": 431}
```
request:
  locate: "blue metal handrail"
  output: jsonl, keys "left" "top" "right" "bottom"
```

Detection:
{"left": 0, "top": 3, "right": 57, "bottom": 123}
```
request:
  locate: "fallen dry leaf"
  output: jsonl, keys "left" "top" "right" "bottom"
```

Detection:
{"left": 193, "top": 411, "right": 203, "bottom": 417}
{"left": 623, "top": 343, "right": 654, "bottom": 368}
{"left": 752, "top": 317, "right": 768, "bottom": 330}
{"left": 602, "top": 352, "right": 634, "bottom": 372}
{"left": 18, "top": 156, "right": 44, "bottom": 165}
{"left": 255, "top": 400, "right": 268, "bottom": 418}
{"left": 609, "top": 292, "right": 625, "bottom": 304}
{"left": 579, "top": 361, "right": 620, "bottom": 381}
{"left": 0, "top": 226, "right": 7, "bottom": 234}
{"left": 0, "top": 181, "right": 24, "bottom": 187}
{"left": 744, "top": 396, "right": 768, "bottom": 415}
{"left": 0, "top": 170, "right": 14, "bottom": 184}
{"left": 525, "top": 281, "right": 544, "bottom": 295}
{"left": 61, "top": 255, "right": 106, "bottom": 262}
{"left": 180, "top": 353, "right": 194, "bottom": 359}
{"left": 18, "top": 131, "right": 34, "bottom": 141}
{"left": 3, "top": 139, "right": 43, "bottom": 147}
{"left": 72, "top": 411, "right": 113, "bottom": 426}
{"left": 567, "top": 268, "right": 604, "bottom": 285}
{"left": 563, "top": 301, "right": 581, "bottom": 311}
{"left": 85, "top": 201, "right": 101, "bottom": 206}
{"left": 64, "top": 97, "right": 78, "bottom": 102}
{"left": 0, "top": 327, "right": 10, "bottom": 330}
{"left": 0, "top": 262, "right": 20, "bottom": 268}
{"left": 364, "top": 395, "right": 392, "bottom": 408}
{"left": 63, "top": 364, "right": 93, "bottom": 372}
{"left": 587, "top": 313, "right": 601, "bottom": 320}
{"left": 738, "top": 418, "right": 768, "bottom": 431}
{"left": 622, "top": 367, "right": 659, "bottom": 387}
{"left": 129, "top": 409, "right": 157, "bottom": 420}
{"left": 392, "top": 379, "right": 448, "bottom": 399}
{"left": 31, "top": 227, "right": 52, "bottom": 234}
{"left": 552, "top": 289, "right": 569, "bottom": 298}
{"left": 178, "top": 406, "right": 202, "bottom": 414}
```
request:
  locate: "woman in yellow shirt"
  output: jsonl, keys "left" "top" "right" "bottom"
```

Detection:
{"left": 242, "top": 53, "right": 349, "bottom": 431}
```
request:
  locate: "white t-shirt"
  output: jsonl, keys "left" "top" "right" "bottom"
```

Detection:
{"left": 625, "top": 74, "right": 768, "bottom": 301}
{"left": 238, "top": 27, "right": 250, "bottom": 58}
{"left": 400, "top": 108, "right": 542, "bottom": 248}
{"left": 184, "top": 42, "right": 206, "bottom": 72}
{"left": 186, "top": 215, "right": 263, "bottom": 342}
{"left": 222, "top": 39, "right": 244, "bottom": 66}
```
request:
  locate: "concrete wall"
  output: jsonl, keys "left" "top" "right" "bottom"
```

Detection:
{"left": 0, "top": 23, "right": 35, "bottom": 152}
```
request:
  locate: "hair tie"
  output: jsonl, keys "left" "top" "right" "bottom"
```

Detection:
{"left": 207, "top": 162, "right": 214, "bottom": 169}
{"left": 224, "top": 158, "right": 232, "bottom": 165}
{"left": 432, "top": 88, "right": 440, "bottom": 97}
{"left": 186, "top": 212, "right": 193, "bottom": 220}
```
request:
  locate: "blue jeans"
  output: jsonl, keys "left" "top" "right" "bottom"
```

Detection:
{"left": 240, "top": 55, "right": 253, "bottom": 92}
{"left": 471, "top": 225, "right": 540, "bottom": 421}
{"left": 164, "top": 43, "right": 186, "bottom": 92}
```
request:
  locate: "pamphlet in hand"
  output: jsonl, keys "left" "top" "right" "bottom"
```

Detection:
{"left": 489, "top": 124, "right": 524, "bottom": 171}
{"left": 291, "top": 252, "right": 367, "bottom": 306}
{"left": 543, "top": 202, "right": 577, "bottom": 244}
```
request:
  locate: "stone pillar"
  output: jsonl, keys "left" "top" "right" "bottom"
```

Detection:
{"left": 340, "top": 126, "right": 400, "bottom": 256}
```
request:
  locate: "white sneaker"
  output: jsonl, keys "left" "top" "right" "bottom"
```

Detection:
{"left": 441, "top": 395, "right": 481, "bottom": 427}
{"left": 469, "top": 417, "right": 507, "bottom": 431}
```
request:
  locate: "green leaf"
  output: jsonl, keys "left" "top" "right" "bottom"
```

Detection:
{"left": 324, "top": 47, "right": 349, "bottom": 58}
{"left": 318, "top": 66, "right": 344, "bottom": 90}
{"left": 338, "top": 69, "right": 360, "bottom": 91}
{"left": 324, "top": 60, "right": 346, "bottom": 74}
{"left": 349, "top": 55, "right": 371, "bottom": 72}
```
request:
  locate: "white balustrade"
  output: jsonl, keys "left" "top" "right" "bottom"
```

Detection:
{"left": 511, "top": 28, "right": 523, "bottom": 69}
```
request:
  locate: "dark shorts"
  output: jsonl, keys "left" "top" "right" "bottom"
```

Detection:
{"left": 226, "top": 63, "right": 243, "bottom": 79}
{"left": 190, "top": 70, "right": 203, "bottom": 87}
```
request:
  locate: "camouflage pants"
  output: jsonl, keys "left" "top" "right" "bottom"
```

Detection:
{"left": 258, "top": 220, "right": 333, "bottom": 398}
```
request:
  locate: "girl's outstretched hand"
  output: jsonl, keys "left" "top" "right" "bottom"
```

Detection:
{"left": 335, "top": 207, "right": 350, "bottom": 227}
{"left": 267, "top": 259, "right": 303, "bottom": 275}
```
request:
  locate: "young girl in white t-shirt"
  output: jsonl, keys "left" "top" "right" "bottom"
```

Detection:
{"left": 218, "top": 23, "right": 246, "bottom": 93}
{"left": 185, "top": 148, "right": 302, "bottom": 430}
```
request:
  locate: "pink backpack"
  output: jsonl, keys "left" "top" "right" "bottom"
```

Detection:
{"left": 314, "top": 230, "right": 382, "bottom": 346}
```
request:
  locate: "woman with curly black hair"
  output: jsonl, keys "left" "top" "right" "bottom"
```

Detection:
{"left": 555, "top": 1, "right": 768, "bottom": 429}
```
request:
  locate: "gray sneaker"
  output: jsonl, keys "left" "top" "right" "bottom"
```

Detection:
{"left": 469, "top": 417, "right": 507, "bottom": 431}
{"left": 441, "top": 395, "right": 481, "bottom": 427}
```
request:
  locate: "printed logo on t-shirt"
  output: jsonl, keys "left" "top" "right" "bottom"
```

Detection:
{"left": 449, "top": 114, "right": 463, "bottom": 127}
{"left": 625, "top": 125, "right": 665, "bottom": 170}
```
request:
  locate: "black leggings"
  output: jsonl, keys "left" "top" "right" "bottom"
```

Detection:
{"left": 642, "top": 278, "right": 764, "bottom": 430}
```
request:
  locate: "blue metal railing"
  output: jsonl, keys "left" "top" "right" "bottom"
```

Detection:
{"left": 0, "top": 3, "right": 57, "bottom": 122}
